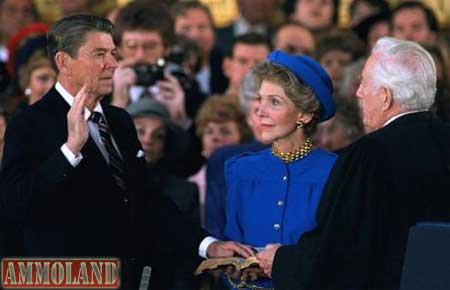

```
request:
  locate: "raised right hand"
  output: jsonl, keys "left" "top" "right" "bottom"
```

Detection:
{"left": 66, "top": 84, "right": 89, "bottom": 155}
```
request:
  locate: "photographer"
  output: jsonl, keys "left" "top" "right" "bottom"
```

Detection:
{"left": 112, "top": 1, "right": 206, "bottom": 130}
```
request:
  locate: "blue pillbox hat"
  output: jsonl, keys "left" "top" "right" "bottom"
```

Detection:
{"left": 267, "top": 50, "right": 336, "bottom": 121}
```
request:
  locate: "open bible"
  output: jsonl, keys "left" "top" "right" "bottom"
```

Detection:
{"left": 194, "top": 256, "right": 260, "bottom": 275}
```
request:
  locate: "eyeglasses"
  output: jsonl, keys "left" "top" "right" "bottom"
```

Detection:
{"left": 123, "top": 40, "right": 164, "bottom": 52}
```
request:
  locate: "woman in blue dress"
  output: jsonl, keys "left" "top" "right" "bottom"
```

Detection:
{"left": 222, "top": 50, "right": 338, "bottom": 290}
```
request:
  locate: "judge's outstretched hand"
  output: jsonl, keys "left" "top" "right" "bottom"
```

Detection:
{"left": 207, "top": 241, "right": 255, "bottom": 258}
{"left": 66, "top": 84, "right": 89, "bottom": 155}
{"left": 256, "top": 243, "right": 281, "bottom": 277}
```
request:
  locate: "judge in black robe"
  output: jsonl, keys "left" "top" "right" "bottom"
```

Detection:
{"left": 257, "top": 37, "right": 450, "bottom": 290}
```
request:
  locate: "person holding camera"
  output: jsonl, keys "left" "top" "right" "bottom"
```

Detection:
{"left": 112, "top": 1, "right": 206, "bottom": 130}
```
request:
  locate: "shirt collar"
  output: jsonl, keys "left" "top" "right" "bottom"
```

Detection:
{"left": 383, "top": 110, "right": 426, "bottom": 127}
{"left": 55, "top": 82, "right": 103, "bottom": 121}
{"left": 233, "top": 17, "right": 267, "bottom": 36}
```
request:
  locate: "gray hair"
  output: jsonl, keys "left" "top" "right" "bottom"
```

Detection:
{"left": 370, "top": 37, "right": 436, "bottom": 110}
{"left": 238, "top": 71, "right": 259, "bottom": 114}
{"left": 47, "top": 14, "right": 116, "bottom": 72}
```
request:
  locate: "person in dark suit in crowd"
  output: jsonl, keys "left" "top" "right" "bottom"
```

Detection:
{"left": 257, "top": 37, "right": 450, "bottom": 290}
{"left": 172, "top": 1, "right": 228, "bottom": 96}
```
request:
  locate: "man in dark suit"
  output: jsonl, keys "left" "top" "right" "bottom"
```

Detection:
{"left": 0, "top": 14, "right": 156, "bottom": 288}
{"left": 257, "top": 37, "right": 450, "bottom": 290}
{"left": 0, "top": 14, "right": 204, "bottom": 289}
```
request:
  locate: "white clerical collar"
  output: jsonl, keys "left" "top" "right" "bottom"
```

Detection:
{"left": 55, "top": 82, "right": 103, "bottom": 121}
{"left": 383, "top": 110, "right": 426, "bottom": 127}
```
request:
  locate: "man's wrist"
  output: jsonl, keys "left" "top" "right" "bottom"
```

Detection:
{"left": 65, "top": 140, "right": 82, "bottom": 156}
{"left": 61, "top": 143, "right": 83, "bottom": 167}
{"left": 199, "top": 236, "right": 219, "bottom": 258}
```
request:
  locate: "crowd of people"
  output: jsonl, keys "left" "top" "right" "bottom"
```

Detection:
{"left": 0, "top": 0, "right": 450, "bottom": 290}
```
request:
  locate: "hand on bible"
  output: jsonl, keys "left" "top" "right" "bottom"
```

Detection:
{"left": 207, "top": 241, "right": 255, "bottom": 259}
{"left": 256, "top": 243, "right": 281, "bottom": 277}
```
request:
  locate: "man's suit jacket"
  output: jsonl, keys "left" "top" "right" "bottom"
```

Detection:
{"left": 0, "top": 87, "right": 206, "bottom": 289}
{"left": 272, "top": 111, "right": 450, "bottom": 290}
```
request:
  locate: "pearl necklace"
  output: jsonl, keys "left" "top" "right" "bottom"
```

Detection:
{"left": 272, "top": 137, "right": 313, "bottom": 163}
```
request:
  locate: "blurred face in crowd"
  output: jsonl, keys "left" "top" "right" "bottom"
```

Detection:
{"left": 313, "top": 117, "right": 352, "bottom": 151}
{"left": 56, "top": 0, "right": 90, "bottom": 15}
{"left": 392, "top": 7, "right": 436, "bottom": 44}
{"left": 274, "top": 24, "right": 315, "bottom": 55}
{"left": 256, "top": 80, "right": 306, "bottom": 144}
{"left": 367, "top": 21, "right": 390, "bottom": 51}
{"left": 63, "top": 32, "right": 118, "bottom": 100}
{"left": 28, "top": 65, "right": 56, "bottom": 104}
{"left": 356, "top": 55, "right": 386, "bottom": 132}
{"left": 292, "top": 0, "right": 334, "bottom": 31}
{"left": 320, "top": 50, "right": 352, "bottom": 93}
{"left": 237, "top": 0, "right": 279, "bottom": 24}
{"left": 174, "top": 8, "right": 215, "bottom": 59}
{"left": 224, "top": 43, "right": 269, "bottom": 94}
{"left": 0, "top": 0, "right": 35, "bottom": 41}
{"left": 202, "top": 120, "right": 240, "bottom": 158}
{"left": 134, "top": 115, "right": 166, "bottom": 164}
{"left": 119, "top": 30, "right": 167, "bottom": 64}
{"left": 351, "top": 0, "right": 380, "bottom": 26}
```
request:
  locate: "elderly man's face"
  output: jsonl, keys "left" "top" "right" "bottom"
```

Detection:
{"left": 356, "top": 55, "right": 386, "bottom": 132}
{"left": 67, "top": 31, "right": 118, "bottom": 99}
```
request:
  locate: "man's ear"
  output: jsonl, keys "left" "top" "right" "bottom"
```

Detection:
{"left": 222, "top": 57, "right": 232, "bottom": 78}
{"left": 55, "top": 52, "right": 71, "bottom": 76}
{"left": 382, "top": 87, "right": 394, "bottom": 111}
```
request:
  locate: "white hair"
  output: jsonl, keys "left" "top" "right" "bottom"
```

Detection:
{"left": 370, "top": 37, "right": 436, "bottom": 110}
{"left": 238, "top": 71, "right": 259, "bottom": 114}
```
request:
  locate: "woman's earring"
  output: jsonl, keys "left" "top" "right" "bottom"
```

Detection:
{"left": 296, "top": 120, "right": 304, "bottom": 129}
{"left": 25, "top": 88, "right": 32, "bottom": 96}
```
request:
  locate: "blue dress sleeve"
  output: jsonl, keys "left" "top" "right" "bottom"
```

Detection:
{"left": 205, "top": 153, "right": 227, "bottom": 239}
{"left": 223, "top": 157, "right": 244, "bottom": 242}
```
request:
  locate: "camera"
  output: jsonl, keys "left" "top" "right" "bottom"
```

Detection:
{"left": 132, "top": 58, "right": 165, "bottom": 87}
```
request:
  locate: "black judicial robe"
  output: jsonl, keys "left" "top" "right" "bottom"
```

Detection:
{"left": 272, "top": 111, "right": 450, "bottom": 290}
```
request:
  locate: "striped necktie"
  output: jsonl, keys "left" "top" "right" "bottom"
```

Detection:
{"left": 90, "top": 112, "right": 127, "bottom": 192}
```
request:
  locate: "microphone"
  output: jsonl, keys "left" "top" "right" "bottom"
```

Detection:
{"left": 138, "top": 266, "right": 152, "bottom": 290}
